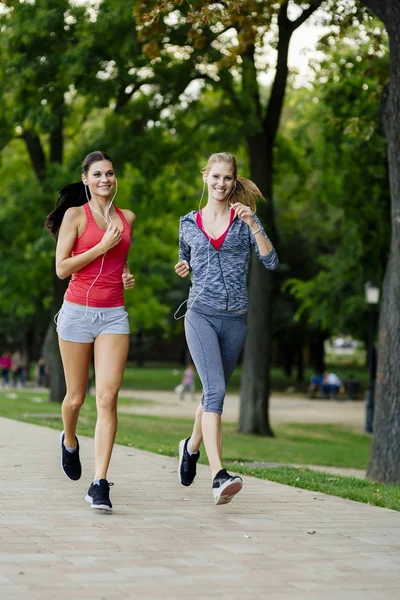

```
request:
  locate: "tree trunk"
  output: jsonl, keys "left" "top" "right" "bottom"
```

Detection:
{"left": 22, "top": 131, "right": 46, "bottom": 184}
{"left": 50, "top": 122, "right": 63, "bottom": 165}
{"left": 238, "top": 9, "right": 291, "bottom": 435}
{"left": 366, "top": 1, "right": 400, "bottom": 482}
{"left": 43, "top": 275, "right": 68, "bottom": 403}
{"left": 46, "top": 101, "right": 66, "bottom": 402}
{"left": 309, "top": 333, "right": 326, "bottom": 373}
{"left": 239, "top": 133, "right": 277, "bottom": 435}
{"left": 296, "top": 346, "right": 304, "bottom": 383}
{"left": 280, "top": 342, "right": 294, "bottom": 378}
{"left": 49, "top": 96, "right": 64, "bottom": 165}
{"left": 43, "top": 319, "right": 66, "bottom": 403}
{"left": 239, "top": 257, "right": 275, "bottom": 434}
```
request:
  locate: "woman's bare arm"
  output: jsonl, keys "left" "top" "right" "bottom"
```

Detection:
{"left": 55, "top": 207, "right": 121, "bottom": 279}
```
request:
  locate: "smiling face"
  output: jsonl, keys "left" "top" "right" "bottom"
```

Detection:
{"left": 84, "top": 159, "right": 116, "bottom": 199}
{"left": 204, "top": 161, "right": 235, "bottom": 203}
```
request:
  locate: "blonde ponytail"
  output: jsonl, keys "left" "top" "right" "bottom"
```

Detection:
{"left": 202, "top": 152, "right": 264, "bottom": 213}
{"left": 230, "top": 177, "right": 263, "bottom": 212}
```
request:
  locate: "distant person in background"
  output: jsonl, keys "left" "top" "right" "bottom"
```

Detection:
{"left": 309, "top": 371, "right": 323, "bottom": 398}
{"left": 11, "top": 350, "right": 25, "bottom": 388}
{"left": 0, "top": 351, "right": 11, "bottom": 387}
{"left": 322, "top": 371, "right": 344, "bottom": 399}
{"left": 36, "top": 357, "right": 47, "bottom": 387}
{"left": 180, "top": 363, "right": 196, "bottom": 401}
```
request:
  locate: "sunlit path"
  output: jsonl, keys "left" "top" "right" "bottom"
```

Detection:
{"left": 0, "top": 417, "right": 399, "bottom": 600}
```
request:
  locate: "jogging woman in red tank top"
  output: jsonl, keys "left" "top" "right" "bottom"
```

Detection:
{"left": 45, "top": 151, "right": 135, "bottom": 511}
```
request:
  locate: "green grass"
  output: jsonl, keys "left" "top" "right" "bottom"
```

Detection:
{"left": 1, "top": 390, "right": 370, "bottom": 467}
{"left": 29, "top": 362, "right": 369, "bottom": 394}
{"left": 121, "top": 365, "right": 236, "bottom": 391}
{"left": 120, "top": 364, "right": 369, "bottom": 394}
{"left": 117, "top": 396, "right": 156, "bottom": 407}
{"left": 3, "top": 389, "right": 396, "bottom": 511}
{"left": 230, "top": 466, "right": 400, "bottom": 512}
{"left": 325, "top": 348, "right": 366, "bottom": 368}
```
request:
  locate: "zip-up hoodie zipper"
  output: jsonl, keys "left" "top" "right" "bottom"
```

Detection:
{"left": 179, "top": 211, "right": 278, "bottom": 312}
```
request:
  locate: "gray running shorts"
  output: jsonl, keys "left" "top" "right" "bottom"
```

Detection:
{"left": 56, "top": 301, "right": 130, "bottom": 343}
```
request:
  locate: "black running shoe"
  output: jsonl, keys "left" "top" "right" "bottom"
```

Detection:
{"left": 85, "top": 479, "right": 113, "bottom": 512}
{"left": 60, "top": 431, "right": 82, "bottom": 481}
{"left": 178, "top": 437, "right": 200, "bottom": 486}
{"left": 212, "top": 469, "right": 243, "bottom": 505}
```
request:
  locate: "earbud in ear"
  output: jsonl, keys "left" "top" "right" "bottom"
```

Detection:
{"left": 84, "top": 179, "right": 88, "bottom": 185}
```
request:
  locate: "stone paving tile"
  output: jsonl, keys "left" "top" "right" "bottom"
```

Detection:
{"left": 1, "top": 416, "right": 400, "bottom": 600}
{"left": 368, "top": 591, "right": 400, "bottom": 600}
{"left": 263, "top": 593, "right": 388, "bottom": 600}
{"left": 0, "top": 586, "right": 34, "bottom": 600}
{"left": 31, "top": 588, "right": 131, "bottom": 600}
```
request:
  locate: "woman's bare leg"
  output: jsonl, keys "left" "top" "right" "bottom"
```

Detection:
{"left": 59, "top": 339, "right": 93, "bottom": 448}
{"left": 189, "top": 403, "right": 222, "bottom": 449}
{"left": 188, "top": 403, "right": 203, "bottom": 451}
{"left": 93, "top": 334, "right": 129, "bottom": 480}
{"left": 202, "top": 411, "right": 223, "bottom": 478}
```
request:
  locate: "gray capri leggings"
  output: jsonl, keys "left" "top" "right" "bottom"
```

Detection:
{"left": 184, "top": 302, "right": 247, "bottom": 414}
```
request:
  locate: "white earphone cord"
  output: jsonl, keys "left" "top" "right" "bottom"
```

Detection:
{"left": 173, "top": 236, "right": 212, "bottom": 320}
{"left": 174, "top": 178, "right": 234, "bottom": 321}
{"left": 54, "top": 179, "right": 119, "bottom": 328}
{"left": 83, "top": 178, "right": 119, "bottom": 314}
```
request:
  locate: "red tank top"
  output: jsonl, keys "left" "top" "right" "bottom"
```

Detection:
{"left": 196, "top": 208, "right": 235, "bottom": 250}
{"left": 65, "top": 203, "right": 131, "bottom": 307}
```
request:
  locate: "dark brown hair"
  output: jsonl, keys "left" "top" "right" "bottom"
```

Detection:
{"left": 45, "top": 151, "right": 114, "bottom": 240}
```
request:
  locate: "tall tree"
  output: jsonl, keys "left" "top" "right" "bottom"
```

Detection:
{"left": 281, "top": 24, "right": 389, "bottom": 342}
{"left": 0, "top": 0, "right": 85, "bottom": 401}
{"left": 356, "top": 0, "right": 400, "bottom": 483}
{"left": 236, "top": 1, "right": 325, "bottom": 435}
{"left": 137, "top": 0, "right": 364, "bottom": 434}
{"left": 0, "top": 0, "right": 198, "bottom": 400}
{"left": 0, "top": 144, "right": 53, "bottom": 368}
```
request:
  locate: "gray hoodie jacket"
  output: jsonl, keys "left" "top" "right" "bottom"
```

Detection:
{"left": 179, "top": 210, "right": 279, "bottom": 311}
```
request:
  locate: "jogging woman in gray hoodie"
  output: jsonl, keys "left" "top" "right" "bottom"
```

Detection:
{"left": 175, "top": 152, "right": 278, "bottom": 505}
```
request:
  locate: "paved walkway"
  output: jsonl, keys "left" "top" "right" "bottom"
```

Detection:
{"left": 1, "top": 417, "right": 400, "bottom": 600}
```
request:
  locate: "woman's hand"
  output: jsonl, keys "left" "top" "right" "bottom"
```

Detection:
{"left": 175, "top": 260, "right": 190, "bottom": 278}
{"left": 231, "top": 202, "right": 256, "bottom": 229}
{"left": 100, "top": 223, "right": 122, "bottom": 253}
{"left": 122, "top": 272, "right": 135, "bottom": 289}
{"left": 122, "top": 264, "right": 136, "bottom": 289}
